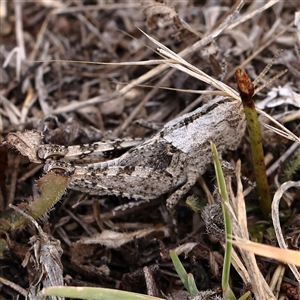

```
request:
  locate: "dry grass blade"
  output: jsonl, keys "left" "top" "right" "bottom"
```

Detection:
{"left": 225, "top": 0, "right": 280, "bottom": 32}
{"left": 136, "top": 31, "right": 299, "bottom": 147}
{"left": 264, "top": 124, "right": 300, "bottom": 143}
{"left": 141, "top": 29, "right": 239, "bottom": 100}
{"left": 0, "top": 276, "right": 27, "bottom": 297}
{"left": 272, "top": 181, "right": 300, "bottom": 283}
{"left": 230, "top": 238, "right": 300, "bottom": 267}
{"left": 224, "top": 161, "right": 275, "bottom": 300}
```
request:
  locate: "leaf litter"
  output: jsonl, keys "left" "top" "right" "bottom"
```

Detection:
{"left": 0, "top": 1, "right": 299, "bottom": 299}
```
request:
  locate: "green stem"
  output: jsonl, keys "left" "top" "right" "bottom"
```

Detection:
{"left": 235, "top": 69, "right": 272, "bottom": 219}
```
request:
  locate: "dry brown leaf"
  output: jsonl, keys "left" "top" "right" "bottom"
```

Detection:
{"left": 141, "top": 0, "right": 201, "bottom": 42}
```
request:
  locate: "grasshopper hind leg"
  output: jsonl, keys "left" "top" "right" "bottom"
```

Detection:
{"left": 166, "top": 171, "right": 198, "bottom": 215}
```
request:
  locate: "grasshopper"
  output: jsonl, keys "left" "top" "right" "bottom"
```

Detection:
{"left": 36, "top": 96, "right": 246, "bottom": 213}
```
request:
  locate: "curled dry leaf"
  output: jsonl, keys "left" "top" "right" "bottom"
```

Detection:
{"left": 37, "top": 115, "right": 103, "bottom": 145}
{"left": 141, "top": 0, "right": 201, "bottom": 42}
{"left": 272, "top": 180, "right": 300, "bottom": 282}
{"left": 23, "top": 233, "right": 64, "bottom": 300}
{"left": 77, "top": 227, "right": 169, "bottom": 249}
{"left": 257, "top": 83, "right": 300, "bottom": 109}
{"left": 6, "top": 130, "right": 43, "bottom": 163}
{"left": 5, "top": 204, "right": 64, "bottom": 299}
{"left": 173, "top": 242, "right": 198, "bottom": 258}
{"left": 141, "top": 0, "right": 178, "bottom": 29}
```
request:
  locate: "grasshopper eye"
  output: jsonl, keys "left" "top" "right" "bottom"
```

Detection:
{"left": 43, "top": 160, "right": 75, "bottom": 174}
{"left": 38, "top": 145, "right": 68, "bottom": 160}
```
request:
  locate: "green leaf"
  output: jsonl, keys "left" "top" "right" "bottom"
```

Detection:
{"left": 169, "top": 250, "right": 199, "bottom": 296}
{"left": 211, "top": 142, "right": 236, "bottom": 300}
{"left": 43, "top": 287, "right": 164, "bottom": 300}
